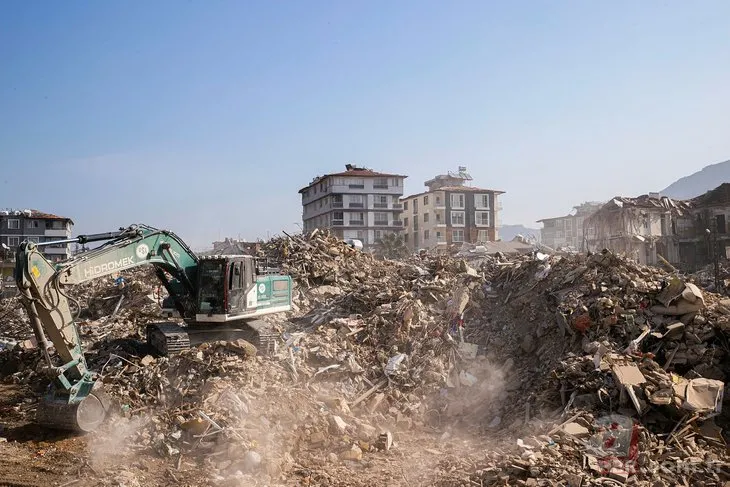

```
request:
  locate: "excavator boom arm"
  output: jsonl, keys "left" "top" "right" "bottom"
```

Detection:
{"left": 14, "top": 225, "right": 201, "bottom": 418}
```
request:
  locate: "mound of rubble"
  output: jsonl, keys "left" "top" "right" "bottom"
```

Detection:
{"left": 2, "top": 231, "right": 730, "bottom": 486}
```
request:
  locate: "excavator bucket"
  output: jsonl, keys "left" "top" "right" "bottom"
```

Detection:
{"left": 35, "top": 389, "right": 111, "bottom": 433}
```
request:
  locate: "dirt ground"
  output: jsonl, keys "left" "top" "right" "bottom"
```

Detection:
{"left": 0, "top": 382, "right": 503, "bottom": 487}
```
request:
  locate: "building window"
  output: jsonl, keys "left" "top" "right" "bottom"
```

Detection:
{"left": 374, "top": 178, "right": 388, "bottom": 189}
{"left": 450, "top": 194, "right": 465, "bottom": 209}
{"left": 413, "top": 199, "right": 418, "bottom": 214}
{"left": 8, "top": 236, "right": 19, "bottom": 247}
{"left": 8, "top": 219, "right": 19, "bottom": 230}
{"left": 348, "top": 178, "right": 365, "bottom": 188}
{"left": 477, "top": 230, "right": 488, "bottom": 242}
{"left": 717, "top": 214, "right": 727, "bottom": 234}
{"left": 356, "top": 230, "right": 365, "bottom": 239}
{"left": 374, "top": 195, "right": 388, "bottom": 208}
{"left": 332, "top": 195, "right": 343, "bottom": 208}
{"left": 452, "top": 230, "right": 464, "bottom": 243}
{"left": 451, "top": 211, "right": 465, "bottom": 226}
{"left": 374, "top": 230, "right": 383, "bottom": 241}
{"left": 333, "top": 212, "right": 344, "bottom": 224}
{"left": 389, "top": 178, "right": 401, "bottom": 187}
{"left": 28, "top": 237, "right": 39, "bottom": 243}
{"left": 319, "top": 199, "right": 323, "bottom": 208}
{"left": 475, "top": 194, "right": 490, "bottom": 209}
{"left": 404, "top": 201, "right": 408, "bottom": 211}
{"left": 374, "top": 212, "right": 388, "bottom": 225}
{"left": 436, "top": 196, "right": 441, "bottom": 205}
{"left": 436, "top": 231, "right": 444, "bottom": 242}
{"left": 424, "top": 229, "right": 430, "bottom": 240}
{"left": 436, "top": 213, "right": 441, "bottom": 223}
{"left": 404, "top": 217, "right": 409, "bottom": 227}
{"left": 475, "top": 211, "right": 491, "bottom": 226}
{"left": 350, "top": 213, "right": 365, "bottom": 225}
{"left": 424, "top": 195, "right": 429, "bottom": 205}
{"left": 349, "top": 194, "right": 364, "bottom": 208}
{"left": 423, "top": 213, "right": 429, "bottom": 222}
{"left": 404, "top": 233, "right": 409, "bottom": 243}
{"left": 27, "top": 220, "right": 40, "bottom": 229}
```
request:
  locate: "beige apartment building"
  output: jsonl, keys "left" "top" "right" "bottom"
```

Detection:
{"left": 401, "top": 168, "right": 504, "bottom": 251}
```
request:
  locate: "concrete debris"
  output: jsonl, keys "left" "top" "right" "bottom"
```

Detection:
{"left": 1, "top": 233, "right": 730, "bottom": 485}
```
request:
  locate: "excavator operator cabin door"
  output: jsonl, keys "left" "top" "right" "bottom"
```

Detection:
{"left": 227, "top": 261, "right": 245, "bottom": 314}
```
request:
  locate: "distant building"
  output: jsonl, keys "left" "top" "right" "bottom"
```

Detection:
{"left": 0, "top": 209, "right": 74, "bottom": 274}
{"left": 583, "top": 194, "right": 689, "bottom": 266}
{"left": 205, "top": 238, "right": 261, "bottom": 256}
{"left": 400, "top": 167, "right": 505, "bottom": 251}
{"left": 537, "top": 202, "right": 603, "bottom": 251}
{"left": 299, "top": 164, "right": 406, "bottom": 248}
{"left": 580, "top": 184, "right": 730, "bottom": 270}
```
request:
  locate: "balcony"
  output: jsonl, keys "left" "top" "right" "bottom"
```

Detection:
{"left": 348, "top": 203, "right": 364, "bottom": 208}
{"left": 332, "top": 220, "right": 344, "bottom": 226}
{"left": 392, "top": 203, "right": 403, "bottom": 209}
{"left": 392, "top": 221, "right": 403, "bottom": 227}
{"left": 349, "top": 220, "right": 365, "bottom": 226}
{"left": 373, "top": 184, "right": 389, "bottom": 189}
{"left": 332, "top": 201, "right": 343, "bottom": 208}
{"left": 374, "top": 220, "right": 389, "bottom": 226}
{"left": 373, "top": 203, "right": 388, "bottom": 209}
{"left": 348, "top": 184, "right": 365, "bottom": 189}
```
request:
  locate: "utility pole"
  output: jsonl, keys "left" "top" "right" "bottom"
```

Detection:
{"left": 706, "top": 224, "right": 720, "bottom": 290}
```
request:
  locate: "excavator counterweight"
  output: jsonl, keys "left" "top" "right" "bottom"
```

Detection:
{"left": 15, "top": 224, "right": 292, "bottom": 432}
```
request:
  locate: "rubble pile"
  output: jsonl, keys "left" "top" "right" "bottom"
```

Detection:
{"left": 691, "top": 260, "right": 730, "bottom": 295}
{"left": 262, "top": 231, "right": 499, "bottom": 410}
{"left": 3, "top": 230, "right": 730, "bottom": 485}
{"left": 441, "top": 249, "right": 730, "bottom": 485}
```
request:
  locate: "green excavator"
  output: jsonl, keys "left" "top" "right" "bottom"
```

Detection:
{"left": 14, "top": 224, "right": 292, "bottom": 432}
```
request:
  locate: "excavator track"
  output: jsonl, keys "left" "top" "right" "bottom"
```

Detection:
{"left": 147, "top": 322, "right": 191, "bottom": 355}
{"left": 146, "top": 320, "right": 279, "bottom": 356}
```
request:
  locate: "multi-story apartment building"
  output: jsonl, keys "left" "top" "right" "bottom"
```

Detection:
{"left": 299, "top": 164, "right": 406, "bottom": 248}
{"left": 537, "top": 202, "right": 603, "bottom": 251}
{"left": 401, "top": 167, "right": 504, "bottom": 251}
{"left": 0, "top": 209, "right": 74, "bottom": 265}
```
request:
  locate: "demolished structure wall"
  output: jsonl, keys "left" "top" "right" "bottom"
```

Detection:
{"left": 583, "top": 194, "right": 689, "bottom": 266}
{"left": 584, "top": 183, "right": 730, "bottom": 270}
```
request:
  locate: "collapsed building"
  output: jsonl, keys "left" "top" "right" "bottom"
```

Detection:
{"left": 584, "top": 183, "right": 730, "bottom": 271}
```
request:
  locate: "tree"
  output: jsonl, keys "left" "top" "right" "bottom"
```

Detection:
{"left": 374, "top": 232, "right": 409, "bottom": 259}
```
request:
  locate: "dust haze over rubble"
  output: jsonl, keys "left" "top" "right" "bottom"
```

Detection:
{"left": 2, "top": 232, "right": 730, "bottom": 486}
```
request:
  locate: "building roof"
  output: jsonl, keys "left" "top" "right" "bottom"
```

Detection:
{"left": 1, "top": 209, "right": 73, "bottom": 224}
{"left": 299, "top": 164, "right": 407, "bottom": 193}
{"left": 402, "top": 185, "right": 505, "bottom": 200}
{"left": 691, "top": 182, "right": 730, "bottom": 207}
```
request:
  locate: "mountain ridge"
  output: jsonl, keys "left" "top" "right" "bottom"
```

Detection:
{"left": 661, "top": 160, "right": 730, "bottom": 200}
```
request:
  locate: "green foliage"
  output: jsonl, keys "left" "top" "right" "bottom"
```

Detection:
{"left": 373, "top": 232, "right": 408, "bottom": 259}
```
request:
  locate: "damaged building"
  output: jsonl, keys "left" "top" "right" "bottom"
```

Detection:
{"left": 583, "top": 193, "right": 690, "bottom": 267}
{"left": 537, "top": 201, "right": 603, "bottom": 252}
{"left": 675, "top": 182, "right": 730, "bottom": 270}
{"left": 583, "top": 183, "right": 730, "bottom": 270}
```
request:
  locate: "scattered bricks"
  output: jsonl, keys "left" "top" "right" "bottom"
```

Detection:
{"left": 366, "top": 393, "right": 386, "bottom": 414}
{"left": 561, "top": 422, "right": 590, "bottom": 438}
{"left": 339, "top": 444, "right": 363, "bottom": 461}
{"left": 663, "top": 322, "right": 686, "bottom": 340}
{"left": 329, "top": 415, "right": 349, "bottom": 435}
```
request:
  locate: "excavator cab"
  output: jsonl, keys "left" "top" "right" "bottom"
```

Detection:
{"left": 150, "top": 255, "right": 292, "bottom": 355}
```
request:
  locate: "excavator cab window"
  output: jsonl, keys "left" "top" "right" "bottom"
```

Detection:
{"left": 198, "top": 260, "right": 225, "bottom": 313}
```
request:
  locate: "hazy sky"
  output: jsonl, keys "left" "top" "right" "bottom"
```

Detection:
{"left": 2, "top": 1, "right": 729, "bottom": 249}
